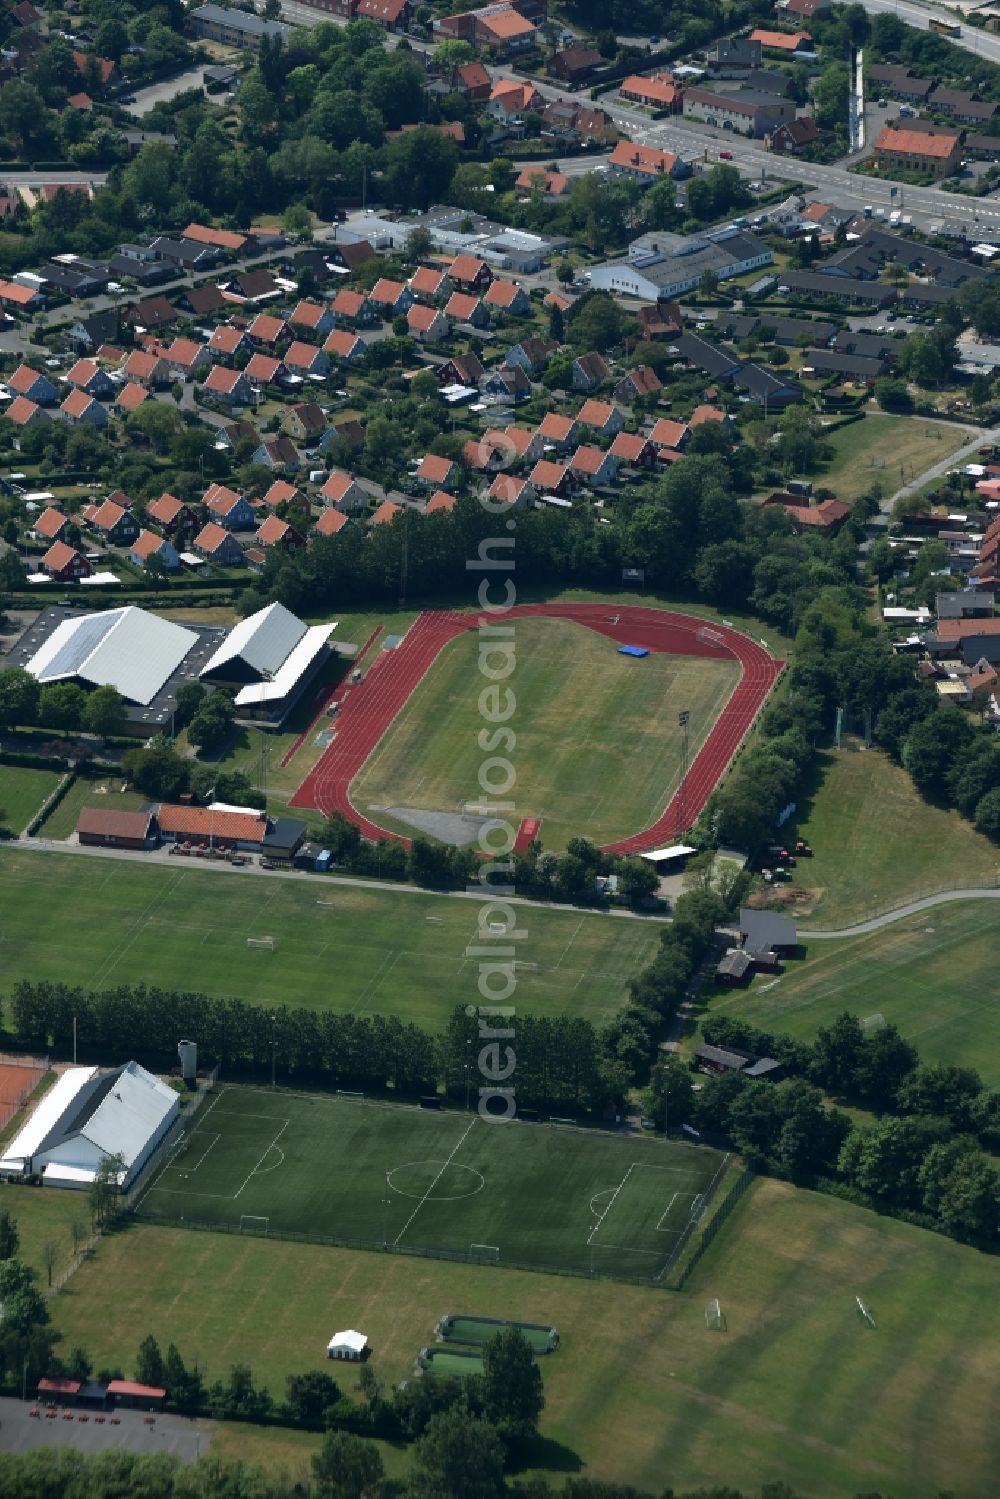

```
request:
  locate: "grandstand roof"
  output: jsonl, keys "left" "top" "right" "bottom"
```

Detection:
{"left": 199, "top": 601, "right": 311, "bottom": 681}
{"left": 24, "top": 606, "right": 198, "bottom": 706}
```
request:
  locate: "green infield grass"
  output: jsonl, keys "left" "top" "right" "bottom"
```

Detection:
{"left": 0, "top": 765, "right": 62, "bottom": 833}
{"left": 350, "top": 617, "right": 742, "bottom": 850}
{"left": 779, "top": 744, "right": 1000, "bottom": 928}
{"left": 138, "top": 1083, "right": 728, "bottom": 1282}
{"left": 0, "top": 849, "right": 659, "bottom": 1030}
{"left": 45, "top": 1177, "right": 1000, "bottom": 1497}
{"left": 707, "top": 899, "right": 1000, "bottom": 1082}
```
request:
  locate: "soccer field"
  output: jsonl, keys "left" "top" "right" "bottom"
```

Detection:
{"left": 0, "top": 850, "right": 659, "bottom": 1031}
{"left": 350, "top": 617, "right": 741, "bottom": 851}
{"left": 139, "top": 1085, "right": 728, "bottom": 1283}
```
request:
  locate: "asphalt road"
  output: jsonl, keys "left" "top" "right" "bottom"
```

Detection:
{"left": 800, "top": 886, "right": 1000, "bottom": 938}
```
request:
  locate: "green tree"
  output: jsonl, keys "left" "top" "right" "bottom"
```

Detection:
{"left": 975, "top": 787, "right": 1000, "bottom": 839}
{"left": 89, "top": 1152, "right": 126, "bottom": 1227}
{"left": 0, "top": 1208, "right": 19, "bottom": 1261}
{"left": 412, "top": 1409, "right": 505, "bottom": 1499}
{"left": 82, "top": 684, "right": 127, "bottom": 739}
{"left": 874, "top": 377, "right": 913, "bottom": 413}
{"left": 0, "top": 668, "right": 40, "bottom": 732}
{"left": 38, "top": 681, "right": 87, "bottom": 732}
{"left": 312, "top": 1429, "right": 385, "bottom": 1498}
{"left": 286, "top": 1367, "right": 341, "bottom": 1422}
{"left": 641, "top": 1054, "right": 694, "bottom": 1132}
{"left": 698, "top": 268, "right": 720, "bottom": 298}
{"left": 136, "top": 1334, "right": 165, "bottom": 1388}
{"left": 481, "top": 1327, "right": 544, "bottom": 1441}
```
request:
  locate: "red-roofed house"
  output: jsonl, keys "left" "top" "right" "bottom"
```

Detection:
{"left": 649, "top": 417, "right": 690, "bottom": 452}
{"left": 157, "top": 803, "right": 267, "bottom": 846}
{"left": 161, "top": 338, "right": 211, "bottom": 378}
{"left": 488, "top": 473, "right": 534, "bottom": 508}
{"left": 66, "top": 358, "right": 113, "bottom": 398}
{"left": 689, "top": 403, "right": 730, "bottom": 427}
{"left": 322, "top": 330, "right": 368, "bottom": 364}
{"left": 608, "top": 141, "right": 684, "bottom": 184}
{"left": 206, "top": 486, "right": 256, "bottom": 529}
{"left": 290, "top": 300, "right": 335, "bottom": 338}
{"left": 529, "top": 458, "right": 573, "bottom": 495}
{"left": 614, "top": 365, "right": 663, "bottom": 404}
{"left": 116, "top": 383, "right": 149, "bottom": 413}
{"left": 89, "top": 499, "right": 139, "bottom": 544}
{"left": 248, "top": 312, "right": 288, "bottom": 348}
{"left": 130, "top": 529, "right": 181, "bottom": 571}
{"left": 370, "top": 278, "right": 413, "bottom": 317}
{"left": 31, "top": 507, "right": 69, "bottom": 542}
{"left": 409, "top": 266, "right": 449, "bottom": 303}
{"left": 449, "top": 254, "right": 492, "bottom": 291}
{"left": 321, "top": 470, "right": 367, "bottom": 512}
{"left": 148, "top": 493, "right": 196, "bottom": 534}
{"left": 483, "top": 280, "right": 532, "bottom": 317}
{"left": 283, "top": 341, "right": 331, "bottom": 377}
{"left": 444, "top": 291, "right": 488, "bottom": 327}
{"left": 610, "top": 431, "right": 657, "bottom": 468}
{"left": 619, "top": 73, "right": 683, "bottom": 112}
{"left": 9, "top": 364, "right": 58, "bottom": 404}
{"left": 73, "top": 50, "right": 118, "bottom": 85}
{"left": 416, "top": 453, "right": 457, "bottom": 488}
{"left": 371, "top": 499, "right": 404, "bottom": 525}
{"left": 332, "top": 289, "right": 377, "bottom": 327}
{"left": 121, "top": 349, "right": 167, "bottom": 387}
{"left": 570, "top": 444, "right": 618, "bottom": 485}
{"left": 60, "top": 388, "right": 107, "bottom": 426}
{"left": 407, "top": 304, "right": 450, "bottom": 342}
{"left": 576, "top": 399, "right": 623, "bottom": 438}
{"left": 7, "top": 396, "right": 46, "bottom": 429}
{"left": 571, "top": 352, "right": 609, "bottom": 391}
{"left": 245, "top": 353, "right": 283, "bottom": 388}
{"left": 208, "top": 324, "right": 248, "bottom": 360}
{"left": 314, "top": 507, "right": 350, "bottom": 538}
{"left": 425, "top": 490, "right": 457, "bottom": 514}
{"left": 355, "top": 0, "right": 410, "bottom": 29}
{"left": 193, "top": 522, "right": 245, "bottom": 565}
{"left": 514, "top": 168, "right": 570, "bottom": 197}
{"left": 203, "top": 365, "right": 254, "bottom": 409}
{"left": 41, "top": 540, "right": 92, "bottom": 581}
{"left": 255, "top": 514, "right": 306, "bottom": 553}
{"left": 538, "top": 412, "right": 579, "bottom": 449}
{"left": 262, "top": 479, "right": 310, "bottom": 515}
{"left": 749, "top": 27, "right": 813, "bottom": 52}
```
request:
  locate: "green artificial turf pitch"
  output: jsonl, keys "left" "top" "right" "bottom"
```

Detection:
{"left": 439, "top": 1315, "right": 556, "bottom": 1351}
{"left": 139, "top": 1085, "right": 728, "bottom": 1283}
{"left": 350, "top": 617, "right": 741, "bottom": 851}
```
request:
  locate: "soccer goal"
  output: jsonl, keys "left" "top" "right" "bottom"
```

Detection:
{"left": 247, "top": 936, "right": 276, "bottom": 952}
{"left": 705, "top": 1298, "right": 726, "bottom": 1332}
{"left": 861, "top": 1013, "right": 886, "bottom": 1035}
{"left": 689, "top": 1193, "right": 706, "bottom": 1222}
{"left": 336, "top": 1090, "right": 365, "bottom": 1105}
{"left": 856, "top": 1295, "right": 876, "bottom": 1329}
{"left": 469, "top": 1243, "right": 500, "bottom": 1264}
{"left": 240, "top": 1215, "right": 270, "bottom": 1236}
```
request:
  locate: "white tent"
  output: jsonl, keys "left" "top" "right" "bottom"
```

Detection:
{"left": 327, "top": 1330, "right": 368, "bottom": 1361}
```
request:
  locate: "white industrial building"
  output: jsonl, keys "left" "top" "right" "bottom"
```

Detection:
{"left": 590, "top": 226, "right": 773, "bottom": 301}
{"left": 23, "top": 606, "right": 199, "bottom": 706}
{"left": 0, "top": 1061, "right": 179, "bottom": 1190}
{"left": 199, "top": 601, "right": 337, "bottom": 724}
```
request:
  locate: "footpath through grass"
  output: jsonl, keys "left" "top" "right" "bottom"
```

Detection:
{"left": 44, "top": 1177, "right": 1000, "bottom": 1497}
{"left": 0, "top": 849, "right": 660, "bottom": 1030}
{"left": 780, "top": 744, "right": 1000, "bottom": 928}
{"left": 351, "top": 617, "right": 741, "bottom": 851}
{"left": 710, "top": 898, "right": 1000, "bottom": 1083}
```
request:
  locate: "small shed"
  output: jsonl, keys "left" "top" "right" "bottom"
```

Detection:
{"left": 739, "top": 908, "right": 798, "bottom": 957}
{"left": 328, "top": 1329, "right": 368, "bottom": 1361}
{"left": 694, "top": 1043, "right": 749, "bottom": 1076}
{"left": 715, "top": 949, "right": 752, "bottom": 985}
{"left": 38, "top": 1376, "right": 81, "bottom": 1405}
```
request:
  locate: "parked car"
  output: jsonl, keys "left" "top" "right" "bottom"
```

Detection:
{"left": 719, "top": 149, "right": 733, "bottom": 159}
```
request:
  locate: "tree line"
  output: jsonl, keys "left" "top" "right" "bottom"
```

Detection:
{"left": 697, "top": 1012, "right": 1000, "bottom": 1246}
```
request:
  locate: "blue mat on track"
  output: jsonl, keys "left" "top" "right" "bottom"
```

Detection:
{"left": 618, "top": 645, "right": 649, "bottom": 658}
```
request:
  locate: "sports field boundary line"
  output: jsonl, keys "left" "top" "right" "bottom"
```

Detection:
{"left": 392, "top": 1116, "right": 477, "bottom": 1248}
{"left": 233, "top": 1120, "right": 290, "bottom": 1201}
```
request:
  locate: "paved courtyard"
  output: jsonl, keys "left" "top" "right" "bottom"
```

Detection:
{"left": 0, "top": 1397, "right": 208, "bottom": 1461}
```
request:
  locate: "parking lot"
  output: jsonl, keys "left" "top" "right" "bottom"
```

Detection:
{"left": 0, "top": 1397, "right": 207, "bottom": 1460}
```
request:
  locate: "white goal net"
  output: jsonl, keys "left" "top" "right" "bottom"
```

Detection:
{"left": 247, "top": 936, "right": 276, "bottom": 951}
{"left": 705, "top": 1298, "right": 726, "bottom": 1332}
{"left": 469, "top": 1243, "right": 500, "bottom": 1263}
{"left": 240, "top": 1215, "right": 270, "bottom": 1236}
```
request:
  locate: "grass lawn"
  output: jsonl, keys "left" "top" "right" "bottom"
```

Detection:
{"left": 2, "top": 1180, "right": 86, "bottom": 1286}
{"left": 46, "top": 1177, "right": 1000, "bottom": 1496}
{"left": 139, "top": 1084, "right": 727, "bottom": 1281}
{"left": 708, "top": 898, "right": 1000, "bottom": 1082}
{"left": 0, "top": 765, "right": 63, "bottom": 833}
{"left": 351, "top": 617, "right": 742, "bottom": 851}
{"left": 816, "top": 414, "right": 970, "bottom": 501}
{"left": 0, "top": 849, "right": 660, "bottom": 1030}
{"left": 778, "top": 743, "right": 1000, "bottom": 928}
{"left": 37, "top": 776, "right": 151, "bottom": 841}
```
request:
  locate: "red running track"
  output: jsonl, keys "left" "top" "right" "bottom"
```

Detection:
{"left": 289, "top": 603, "right": 783, "bottom": 853}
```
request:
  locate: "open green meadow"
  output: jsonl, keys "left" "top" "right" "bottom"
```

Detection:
{"left": 0, "top": 764, "right": 62, "bottom": 833}
{"left": 710, "top": 899, "right": 1000, "bottom": 1082}
{"left": 815, "top": 414, "right": 970, "bottom": 502}
{"left": 780, "top": 744, "right": 1000, "bottom": 928}
{"left": 0, "top": 849, "right": 659, "bottom": 1030}
{"left": 139, "top": 1084, "right": 727, "bottom": 1282}
{"left": 42, "top": 1177, "right": 1000, "bottom": 1496}
{"left": 351, "top": 617, "right": 741, "bottom": 850}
